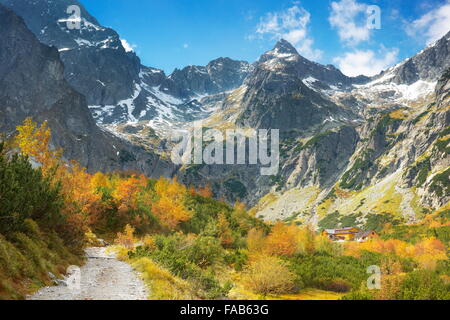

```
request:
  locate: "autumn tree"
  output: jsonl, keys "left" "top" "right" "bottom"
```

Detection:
{"left": 91, "top": 171, "right": 109, "bottom": 190}
{"left": 246, "top": 228, "right": 266, "bottom": 253}
{"left": 112, "top": 174, "right": 147, "bottom": 213}
{"left": 115, "top": 224, "right": 136, "bottom": 249}
{"left": 296, "top": 225, "right": 316, "bottom": 255}
{"left": 375, "top": 257, "right": 403, "bottom": 300}
{"left": 197, "top": 185, "right": 213, "bottom": 198}
{"left": 217, "top": 212, "right": 234, "bottom": 247}
{"left": 263, "top": 222, "right": 300, "bottom": 257}
{"left": 152, "top": 177, "right": 192, "bottom": 230}
{"left": 14, "top": 118, "right": 61, "bottom": 176}
{"left": 241, "top": 254, "right": 296, "bottom": 295}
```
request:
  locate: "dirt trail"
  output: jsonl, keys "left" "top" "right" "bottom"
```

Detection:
{"left": 29, "top": 247, "right": 148, "bottom": 300}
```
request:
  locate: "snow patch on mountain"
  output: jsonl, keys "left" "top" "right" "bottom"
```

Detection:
{"left": 355, "top": 78, "right": 437, "bottom": 102}
{"left": 119, "top": 83, "right": 142, "bottom": 123}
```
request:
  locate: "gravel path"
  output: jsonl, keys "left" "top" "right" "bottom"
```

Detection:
{"left": 29, "top": 247, "right": 148, "bottom": 300}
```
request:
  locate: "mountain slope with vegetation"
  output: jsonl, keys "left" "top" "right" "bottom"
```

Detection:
{"left": 0, "top": 0, "right": 449, "bottom": 301}
{"left": 1, "top": 119, "right": 448, "bottom": 300}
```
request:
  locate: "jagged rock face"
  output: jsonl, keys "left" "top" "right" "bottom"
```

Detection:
{"left": 435, "top": 69, "right": 450, "bottom": 107}
{"left": 59, "top": 47, "right": 141, "bottom": 106}
{"left": 0, "top": 4, "right": 175, "bottom": 177}
{"left": 0, "top": 0, "right": 251, "bottom": 130}
{"left": 0, "top": 0, "right": 142, "bottom": 106}
{"left": 406, "top": 69, "right": 450, "bottom": 208}
{"left": 169, "top": 57, "right": 252, "bottom": 96}
{"left": 182, "top": 37, "right": 450, "bottom": 213}
{"left": 0, "top": 0, "right": 181, "bottom": 129}
{"left": 1, "top": 0, "right": 448, "bottom": 218}
{"left": 282, "top": 126, "right": 359, "bottom": 189}
{"left": 0, "top": 0, "right": 109, "bottom": 48}
{"left": 235, "top": 40, "right": 359, "bottom": 133}
{"left": 0, "top": 4, "right": 66, "bottom": 132}
{"left": 390, "top": 31, "right": 450, "bottom": 85}
{"left": 256, "top": 40, "right": 368, "bottom": 88}
{"left": 236, "top": 69, "right": 356, "bottom": 133}
{"left": 0, "top": 4, "right": 97, "bottom": 142}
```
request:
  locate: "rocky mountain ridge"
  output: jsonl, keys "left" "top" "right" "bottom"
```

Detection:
{"left": 0, "top": 4, "right": 175, "bottom": 177}
{"left": 1, "top": 0, "right": 448, "bottom": 227}
{"left": 0, "top": 0, "right": 250, "bottom": 133}
{"left": 178, "top": 36, "right": 449, "bottom": 226}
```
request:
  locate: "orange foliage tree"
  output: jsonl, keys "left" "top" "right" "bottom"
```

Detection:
{"left": 152, "top": 177, "right": 191, "bottom": 230}
{"left": 344, "top": 237, "right": 447, "bottom": 269}
{"left": 263, "top": 222, "right": 300, "bottom": 257}
{"left": 197, "top": 185, "right": 213, "bottom": 198}
{"left": 112, "top": 174, "right": 147, "bottom": 213}
{"left": 13, "top": 119, "right": 100, "bottom": 242}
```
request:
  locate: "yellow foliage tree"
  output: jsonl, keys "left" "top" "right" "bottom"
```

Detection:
{"left": 263, "top": 222, "right": 301, "bottom": 257}
{"left": 152, "top": 177, "right": 191, "bottom": 230}
{"left": 241, "top": 254, "right": 296, "bottom": 295}
{"left": 246, "top": 228, "right": 266, "bottom": 253}
{"left": 13, "top": 118, "right": 101, "bottom": 242}
{"left": 91, "top": 171, "right": 109, "bottom": 190}
{"left": 217, "top": 212, "right": 233, "bottom": 247}
{"left": 14, "top": 118, "right": 61, "bottom": 176}
{"left": 115, "top": 224, "right": 136, "bottom": 248}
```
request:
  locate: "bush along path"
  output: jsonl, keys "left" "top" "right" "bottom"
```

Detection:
{"left": 28, "top": 247, "right": 148, "bottom": 300}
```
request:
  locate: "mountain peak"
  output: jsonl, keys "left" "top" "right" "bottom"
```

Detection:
{"left": 273, "top": 39, "right": 298, "bottom": 55}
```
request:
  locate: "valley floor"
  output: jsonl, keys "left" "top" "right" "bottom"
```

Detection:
{"left": 28, "top": 247, "right": 148, "bottom": 300}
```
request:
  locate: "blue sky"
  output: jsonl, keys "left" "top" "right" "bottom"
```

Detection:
{"left": 80, "top": 0, "right": 450, "bottom": 76}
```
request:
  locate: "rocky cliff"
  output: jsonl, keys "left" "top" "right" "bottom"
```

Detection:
{"left": 179, "top": 37, "right": 449, "bottom": 226}
{"left": 0, "top": 4, "right": 175, "bottom": 177}
{"left": 1, "top": 0, "right": 448, "bottom": 227}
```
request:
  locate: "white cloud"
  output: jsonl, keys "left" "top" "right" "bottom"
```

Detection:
{"left": 120, "top": 39, "right": 136, "bottom": 52}
{"left": 254, "top": 5, "right": 322, "bottom": 60}
{"left": 334, "top": 47, "right": 399, "bottom": 77}
{"left": 406, "top": 0, "right": 450, "bottom": 45}
{"left": 329, "top": 0, "right": 372, "bottom": 45}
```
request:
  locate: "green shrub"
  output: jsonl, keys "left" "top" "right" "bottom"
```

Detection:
{"left": 186, "top": 236, "right": 223, "bottom": 267}
{"left": 398, "top": 270, "right": 450, "bottom": 300}
{"left": 131, "top": 234, "right": 229, "bottom": 299}
{"left": 289, "top": 252, "right": 382, "bottom": 291}
{"left": 0, "top": 144, "right": 63, "bottom": 235}
{"left": 429, "top": 168, "right": 450, "bottom": 197}
{"left": 314, "top": 277, "right": 352, "bottom": 292}
{"left": 318, "top": 211, "right": 341, "bottom": 230}
{"left": 341, "top": 285, "right": 375, "bottom": 300}
{"left": 12, "top": 233, "right": 47, "bottom": 272}
{"left": 364, "top": 213, "right": 402, "bottom": 233}
{"left": 0, "top": 220, "right": 81, "bottom": 299}
{"left": 224, "top": 249, "right": 248, "bottom": 271}
{"left": 0, "top": 234, "right": 34, "bottom": 278}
